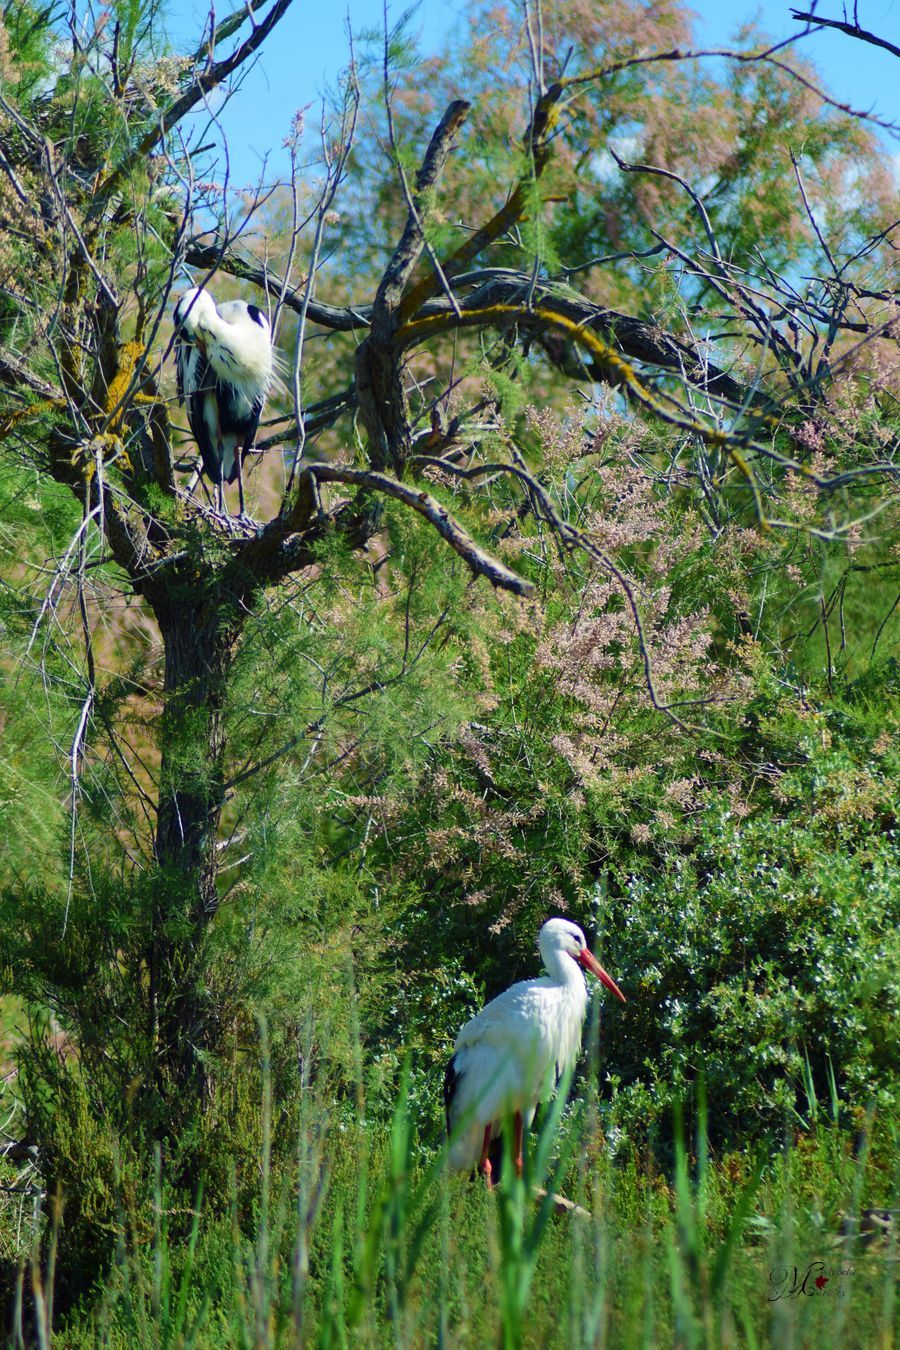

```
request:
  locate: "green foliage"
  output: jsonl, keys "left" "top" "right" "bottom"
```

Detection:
{"left": 1, "top": 0, "right": 898, "bottom": 1338}
{"left": 608, "top": 803, "right": 895, "bottom": 1136}
{"left": 3, "top": 396, "right": 897, "bottom": 1329}
{"left": 361, "top": 649, "right": 898, "bottom": 1148}
{"left": 332, "top": 444, "right": 899, "bottom": 1147}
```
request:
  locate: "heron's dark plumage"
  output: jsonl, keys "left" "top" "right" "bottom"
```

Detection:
{"left": 174, "top": 291, "right": 270, "bottom": 489}
{"left": 193, "top": 365, "right": 262, "bottom": 484}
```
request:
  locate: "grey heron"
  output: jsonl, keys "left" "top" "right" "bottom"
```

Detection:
{"left": 174, "top": 287, "right": 274, "bottom": 516}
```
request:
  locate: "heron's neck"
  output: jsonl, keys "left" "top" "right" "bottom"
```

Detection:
{"left": 196, "top": 309, "right": 229, "bottom": 343}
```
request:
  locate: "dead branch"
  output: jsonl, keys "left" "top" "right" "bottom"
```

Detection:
{"left": 183, "top": 242, "right": 372, "bottom": 330}
{"left": 0, "top": 350, "right": 63, "bottom": 401}
{"left": 354, "top": 99, "right": 471, "bottom": 473}
{"left": 791, "top": 9, "right": 900, "bottom": 61}
{"left": 397, "top": 81, "right": 566, "bottom": 323}
{"left": 406, "top": 451, "right": 697, "bottom": 727}
{"left": 560, "top": 43, "right": 898, "bottom": 134}
{"left": 375, "top": 99, "right": 471, "bottom": 315}
{"left": 288, "top": 463, "right": 533, "bottom": 596}
{"left": 286, "top": 76, "right": 361, "bottom": 494}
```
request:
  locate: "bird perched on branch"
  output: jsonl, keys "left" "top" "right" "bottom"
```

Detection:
{"left": 174, "top": 286, "right": 274, "bottom": 516}
{"left": 444, "top": 918, "right": 625, "bottom": 1187}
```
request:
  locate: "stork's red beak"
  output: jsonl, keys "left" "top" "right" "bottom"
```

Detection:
{"left": 578, "top": 947, "right": 626, "bottom": 1003}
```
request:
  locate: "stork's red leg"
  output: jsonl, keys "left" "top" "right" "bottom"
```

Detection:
{"left": 478, "top": 1123, "right": 494, "bottom": 1189}
{"left": 514, "top": 1111, "right": 524, "bottom": 1177}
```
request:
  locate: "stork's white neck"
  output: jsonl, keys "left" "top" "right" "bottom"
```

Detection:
{"left": 542, "top": 946, "right": 587, "bottom": 990}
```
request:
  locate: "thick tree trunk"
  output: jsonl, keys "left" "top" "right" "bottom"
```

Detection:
{"left": 149, "top": 589, "right": 243, "bottom": 1107}
{"left": 154, "top": 609, "right": 235, "bottom": 902}
{"left": 354, "top": 335, "right": 409, "bottom": 474}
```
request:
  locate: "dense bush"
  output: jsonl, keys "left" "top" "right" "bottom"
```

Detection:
{"left": 356, "top": 617, "right": 898, "bottom": 1146}
{"left": 605, "top": 778, "right": 897, "bottom": 1142}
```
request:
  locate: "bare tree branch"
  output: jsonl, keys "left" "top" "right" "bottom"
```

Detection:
{"left": 375, "top": 98, "right": 470, "bottom": 314}
{"left": 150, "top": 0, "right": 295, "bottom": 144}
{"left": 183, "top": 240, "right": 372, "bottom": 330}
{"left": 561, "top": 43, "right": 898, "bottom": 133}
{"left": 397, "top": 80, "right": 567, "bottom": 323}
{"left": 192, "top": 0, "right": 273, "bottom": 62}
{"left": 185, "top": 239, "right": 763, "bottom": 409}
{"left": 236, "top": 461, "right": 533, "bottom": 595}
{"left": 306, "top": 464, "right": 533, "bottom": 595}
{"left": 0, "top": 350, "right": 63, "bottom": 401}
{"left": 353, "top": 100, "right": 472, "bottom": 473}
{"left": 791, "top": 9, "right": 900, "bottom": 60}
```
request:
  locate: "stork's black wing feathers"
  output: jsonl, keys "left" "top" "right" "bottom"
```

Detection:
{"left": 443, "top": 1054, "right": 459, "bottom": 1136}
{"left": 444, "top": 1049, "right": 508, "bottom": 1179}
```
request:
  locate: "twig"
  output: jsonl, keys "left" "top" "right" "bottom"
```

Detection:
{"left": 286, "top": 73, "right": 360, "bottom": 494}
{"left": 381, "top": 32, "right": 465, "bottom": 319}
{"left": 559, "top": 43, "right": 898, "bottom": 134}
{"left": 64, "top": 469, "right": 100, "bottom": 935}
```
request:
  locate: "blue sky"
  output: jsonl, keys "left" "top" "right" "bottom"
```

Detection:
{"left": 166, "top": 0, "right": 898, "bottom": 186}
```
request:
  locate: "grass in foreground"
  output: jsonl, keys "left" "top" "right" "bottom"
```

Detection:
{"left": 7, "top": 1068, "right": 896, "bottom": 1349}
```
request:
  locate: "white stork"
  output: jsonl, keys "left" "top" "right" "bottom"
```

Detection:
{"left": 444, "top": 917, "right": 625, "bottom": 1187}
{"left": 174, "top": 287, "right": 274, "bottom": 516}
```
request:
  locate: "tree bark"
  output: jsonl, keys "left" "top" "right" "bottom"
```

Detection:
{"left": 149, "top": 586, "right": 244, "bottom": 1105}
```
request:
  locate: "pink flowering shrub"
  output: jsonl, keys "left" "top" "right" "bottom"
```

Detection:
{"left": 348, "top": 397, "right": 898, "bottom": 1142}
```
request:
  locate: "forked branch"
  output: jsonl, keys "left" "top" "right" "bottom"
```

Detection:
{"left": 224, "top": 454, "right": 531, "bottom": 595}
